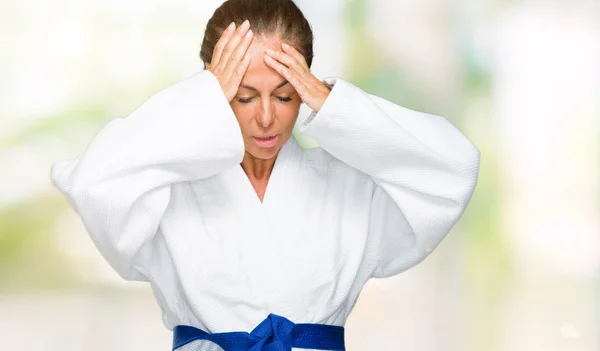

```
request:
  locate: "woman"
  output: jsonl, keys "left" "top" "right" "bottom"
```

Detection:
{"left": 50, "top": 0, "right": 480, "bottom": 350}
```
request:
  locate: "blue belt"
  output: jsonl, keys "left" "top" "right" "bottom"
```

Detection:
{"left": 172, "top": 313, "right": 345, "bottom": 350}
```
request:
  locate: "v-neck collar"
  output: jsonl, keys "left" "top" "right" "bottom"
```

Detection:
{"left": 226, "top": 136, "right": 302, "bottom": 210}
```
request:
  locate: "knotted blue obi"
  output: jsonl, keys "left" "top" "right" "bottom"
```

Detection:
{"left": 172, "top": 313, "right": 346, "bottom": 351}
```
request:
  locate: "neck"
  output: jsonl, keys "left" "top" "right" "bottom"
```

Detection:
{"left": 240, "top": 152, "right": 278, "bottom": 182}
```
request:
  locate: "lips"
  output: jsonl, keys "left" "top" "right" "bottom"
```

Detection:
{"left": 255, "top": 134, "right": 277, "bottom": 139}
{"left": 253, "top": 134, "right": 279, "bottom": 148}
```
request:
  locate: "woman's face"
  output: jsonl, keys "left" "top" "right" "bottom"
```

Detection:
{"left": 229, "top": 35, "right": 302, "bottom": 160}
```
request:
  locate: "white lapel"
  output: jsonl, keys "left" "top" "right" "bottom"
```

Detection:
{"left": 220, "top": 136, "right": 303, "bottom": 211}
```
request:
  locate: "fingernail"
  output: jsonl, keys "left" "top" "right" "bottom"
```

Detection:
{"left": 242, "top": 19, "right": 250, "bottom": 28}
{"left": 282, "top": 43, "right": 290, "bottom": 50}
{"left": 265, "top": 48, "right": 274, "bottom": 55}
{"left": 245, "top": 29, "right": 253, "bottom": 38}
{"left": 226, "top": 22, "right": 235, "bottom": 31}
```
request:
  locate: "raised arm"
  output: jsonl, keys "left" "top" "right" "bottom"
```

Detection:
{"left": 299, "top": 77, "right": 480, "bottom": 278}
{"left": 51, "top": 21, "right": 255, "bottom": 281}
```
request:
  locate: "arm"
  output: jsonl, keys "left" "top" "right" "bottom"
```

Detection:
{"left": 299, "top": 77, "right": 480, "bottom": 278}
{"left": 50, "top": 70, "right": 244, "bottom": 280}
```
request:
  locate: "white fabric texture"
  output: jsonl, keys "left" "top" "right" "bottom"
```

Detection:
{"left": 50, "top": 70, "right": 480, "bottom": 350}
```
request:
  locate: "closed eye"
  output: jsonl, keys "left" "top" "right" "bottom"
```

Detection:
{"left": 235, "top": 96, "right": 293, "bottom": 104}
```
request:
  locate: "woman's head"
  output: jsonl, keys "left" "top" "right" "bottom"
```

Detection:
{"left": 201, "top": 0, "right": 314, "bottom": 160}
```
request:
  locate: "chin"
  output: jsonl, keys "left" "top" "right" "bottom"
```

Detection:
{"left": 246, "top": 145, "right": 281, "bottom": 160}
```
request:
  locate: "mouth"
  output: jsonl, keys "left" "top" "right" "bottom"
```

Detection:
{"left": 253, "top": 134, "right": 279, "bottom": 148}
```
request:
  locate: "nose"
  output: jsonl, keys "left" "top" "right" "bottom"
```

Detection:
{"left": 257, "top": 97, "right": 275, "bottom": 129}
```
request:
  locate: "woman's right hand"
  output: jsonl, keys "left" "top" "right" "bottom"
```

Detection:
{"left": 207, "top": 20, "right": 254, "bottom": 102}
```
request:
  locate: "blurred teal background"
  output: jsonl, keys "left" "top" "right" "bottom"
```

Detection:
{"left": 1, "top": 0, "right": 599, "bottom": 350}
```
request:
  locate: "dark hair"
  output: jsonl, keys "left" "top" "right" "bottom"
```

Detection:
{"left": 200, "top": 0, "right": 314, "bottom": 68}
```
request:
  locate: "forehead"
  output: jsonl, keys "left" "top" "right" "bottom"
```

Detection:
{"left": 241, "top": 35, "right": 288, "bottom": 90}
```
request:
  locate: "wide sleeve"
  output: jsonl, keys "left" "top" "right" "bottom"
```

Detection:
{"left": 50, "top": 70, "right": 245, "bottom": 281}
{"left": 299, "top": 77, "right": 480, "bottom": 278}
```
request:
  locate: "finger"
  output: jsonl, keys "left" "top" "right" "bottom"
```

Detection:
{"left": 211, "top": 22, "right": 236, "bottom": 67}
{"left": 263, "top": 54, "right": 308, "bottom": 94}
{"left": 281, "top": 43, "right": 309, "bottom": 70}
{"left": 229, "top": 52, "right": 252, "bottom": 90}
{"left": 223, "top": 29, "right": 253, "bottom": 79}
{"left": 265, "top": 48, "right": 309, "bottom": 79}
{"left": 216, "top": 20, "right": 251, "bottom": 73}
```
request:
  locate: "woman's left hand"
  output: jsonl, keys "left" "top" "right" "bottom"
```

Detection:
{"left": 264, "top": 43, "right": 331, "bottom": 112}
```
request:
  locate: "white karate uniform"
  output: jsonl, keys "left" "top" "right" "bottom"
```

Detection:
{"left": 50, "top": 70, "right": 480, "bottom": 351}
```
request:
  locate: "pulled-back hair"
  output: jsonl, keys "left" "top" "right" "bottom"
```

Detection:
{"left": 200, "top": 0, "right": 314, "bottom": 68}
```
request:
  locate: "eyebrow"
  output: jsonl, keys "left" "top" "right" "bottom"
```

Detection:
{"left": 239, "top": 81, "right": 289, "bottom": 91}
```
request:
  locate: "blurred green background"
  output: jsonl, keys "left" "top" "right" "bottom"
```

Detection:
{"left": 1, "top": 0, "right": 598, "bottom": 350}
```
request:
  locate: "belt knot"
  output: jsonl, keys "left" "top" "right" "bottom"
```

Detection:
{"left": 247, "top": 314, "right": 295, "bottom": 350}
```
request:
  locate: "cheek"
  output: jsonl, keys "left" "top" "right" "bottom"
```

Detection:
{"left": 274, "top": 102, "right": 302, "bottom": 125}
{"left": 230, "top": 105, "right": 255, "bottom": 134}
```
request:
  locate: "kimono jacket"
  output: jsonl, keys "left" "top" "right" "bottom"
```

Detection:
{"left": 50, "top": 70, "right": 480, "bottom": 351}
